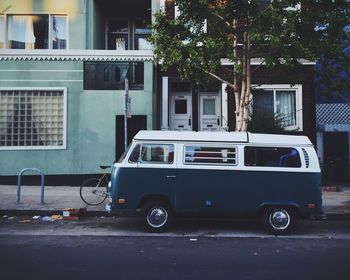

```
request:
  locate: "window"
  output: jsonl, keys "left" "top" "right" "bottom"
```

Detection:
{"left": 128, "top": 144, "right": 141, "bottom": 163}
{"left": 84, "top": 62, "right": 144, "bottom": 90}
{"left": 129, "top": 144, "right": 174, "bottom": 164}
{"left": 51, "top": 15, "right": 68, "bottom": 49}
{"left": 252, "top": 85, "right": 302, "bottom": 129}
{"left": 107, "top": 17, "right": 151, "bottom": 50}
{"left": 0, "top": 89, "right": 66, "bottom": 150}
{"left": 175, "top": 100, "right": 187, "bottom": 114}
{"left": 4, "top": 14, "right": 67, "bottom": 49}
{"left": 184, "top": 146, "right": 237, "bottom": 165}
{"left": 244, "top": 147, "right": 301, "bottom": 168}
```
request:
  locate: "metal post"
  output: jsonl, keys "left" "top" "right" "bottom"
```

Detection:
{"left": 124, "top": 78, "right": 129, "bottom": 152}
{"left": 16, "top": 168, "right": 45, "bottom": 205}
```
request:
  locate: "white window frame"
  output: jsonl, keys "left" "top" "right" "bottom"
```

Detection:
{"left": 0, "top": 87, "right": 67, "bottom": 151}
{"left": 251, "top": 84, "right": 303, "bottom": 131}
{"left": 2, "top": 13, "right": 69, "bottom": 50}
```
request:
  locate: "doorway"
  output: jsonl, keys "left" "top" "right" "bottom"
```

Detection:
{"left": 199, "top": 93, "right": 220, "bottom": 131}
{"left": 170, "top": 82, "right": 192, "bottom": 131}
{"left": 323, "top": 132, "right": 349, "bottom": 183}
{"left": 115, "top": 115, "right": 147, "bottom": 161}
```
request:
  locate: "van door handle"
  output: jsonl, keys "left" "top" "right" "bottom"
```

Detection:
{"left": 166, "top": 175, "right": 176, "bottom": 179}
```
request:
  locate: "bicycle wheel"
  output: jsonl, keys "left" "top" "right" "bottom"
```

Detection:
{"left": 79, "top": 178, "right": 108, "bottom": 206}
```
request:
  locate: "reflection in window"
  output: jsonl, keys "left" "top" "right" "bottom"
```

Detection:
{"left": 244, "top": 146, "right": 301, "bottom": 168}
{"left": 252, "top": 89, "right": 297, "bottom": 128}
{"left": 52, "top": 15, "right": 67, "bottom": 49}
{"left": 140, "top": 144, "right": 174, "bottom": 164}
{"left": 6, "top": 14, "right": 67, "bottom": 49}
{"left": 128, "top": 144, "right": 141, "bottom": 163}
{"left": 84, "top": 62, "right": 144, "bottom": 90}
{"left": 184, "top": 146, "right": 237, "bottom": 165}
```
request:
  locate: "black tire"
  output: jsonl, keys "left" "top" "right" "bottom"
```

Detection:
{"left": 79, "top": 178, "right": 108, "bottom": 206}
{"left": 262, "top": 206, "right": 296, "bottom": 235}
{"left": 141, "top": 200, "right": 173, "bottom": 232}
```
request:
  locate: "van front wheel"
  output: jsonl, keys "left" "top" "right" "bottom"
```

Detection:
{"left": 141, "top": 200, "right": 173, "bottom": 232}
{"left": 262, "top": 206, "right": 295, "bottom": 235}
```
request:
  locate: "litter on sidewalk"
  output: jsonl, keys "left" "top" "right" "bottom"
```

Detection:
{"left": 62, "top": 207, "right": 87, "bottom": 220}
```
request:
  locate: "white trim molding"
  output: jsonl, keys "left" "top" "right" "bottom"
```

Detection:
{"left": 0, "top": 49, "right": 154, "bottom": 62}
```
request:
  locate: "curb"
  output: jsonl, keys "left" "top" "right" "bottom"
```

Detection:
{"left": 1, "top": 209, "right": 350, "bottom": 221}
{"left": 0, "top": 209, "right": 114, "bottom": 218}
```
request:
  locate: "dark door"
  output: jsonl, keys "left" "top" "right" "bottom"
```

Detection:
{"left": 323, "top": 132, "right": 349, "bottom": 183}
{"left": 115, "top": 115, "right": 147, "bottom": 161}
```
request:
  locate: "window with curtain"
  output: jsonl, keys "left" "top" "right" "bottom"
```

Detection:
{"left": 0, "top": 89, "right": 66, "bottom": 149}
{"left": 6, "top": 14, "right": 67, "bottom": 49}
{"left": 203, "top": 99, "right": 216, "bottom": 115}
{"left": 252, "top": 88, "right": 297, "bottom": 128}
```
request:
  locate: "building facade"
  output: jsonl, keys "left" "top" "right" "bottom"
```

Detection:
{"left": 0, "top": 0, "right": 317, "bottom": 182}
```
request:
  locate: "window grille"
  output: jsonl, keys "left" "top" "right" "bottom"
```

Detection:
{"left": 302, "top": 148, "right": 310, "bottom": 168}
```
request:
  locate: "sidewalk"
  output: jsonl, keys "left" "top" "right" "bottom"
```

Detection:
{"left": 0, "top": 184, "right": 350, "bottom": 220}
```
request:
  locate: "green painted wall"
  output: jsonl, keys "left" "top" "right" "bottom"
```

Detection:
{"left": 0, "top": 60, "right": 154, "bottom": 176}
{"left": 0, "top": 0, "right": 157, "bottom": 176}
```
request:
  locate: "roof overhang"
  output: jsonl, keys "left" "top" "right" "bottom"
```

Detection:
{"left": 0, "top": 49, "right": 154, "bottom": 62}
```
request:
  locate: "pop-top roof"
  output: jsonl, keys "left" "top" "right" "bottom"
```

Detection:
{"left": 134, "top": 130, "right": 312, "bottom": 146}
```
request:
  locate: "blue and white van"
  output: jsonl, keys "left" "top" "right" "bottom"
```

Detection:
{"left": 106, "top": 130, "right": 322, "bottom": 235}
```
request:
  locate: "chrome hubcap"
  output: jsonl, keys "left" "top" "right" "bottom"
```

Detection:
{"left": 147, "top": 207, "right": 168, "bottom": 228}
{"left": 269, "top": 209, "right": 290, "bottom": 230}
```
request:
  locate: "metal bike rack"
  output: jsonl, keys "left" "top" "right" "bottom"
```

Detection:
{"left": 17, "top": 168, "right": 45, "bottom": 205}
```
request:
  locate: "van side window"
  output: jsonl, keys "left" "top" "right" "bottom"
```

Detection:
{"left": 184, "top": 146, "right": 237, "bottom": 165}
{"left": 140, "top": 144, "right": 174, "bottom": 164}
{"left": 128, "top": 144, "right": 141, "bottom": 163}
{"left": 244, "top": 147, "right": 301, "bottom": 168}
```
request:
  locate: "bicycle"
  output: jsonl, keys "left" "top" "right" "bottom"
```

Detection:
{"left": 79, "top": 165, "right": 111, "bottom": 206}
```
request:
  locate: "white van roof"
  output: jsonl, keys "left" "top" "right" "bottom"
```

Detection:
{"left": 134, "top": 131, "right": 312, "bottom": 146}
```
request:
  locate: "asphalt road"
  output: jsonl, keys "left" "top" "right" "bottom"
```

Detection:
{"left": 0, "top": 235, "right": 350, "bottom": 280}
{"left": 0, "top": 217, "right": 350, "bottom": 280}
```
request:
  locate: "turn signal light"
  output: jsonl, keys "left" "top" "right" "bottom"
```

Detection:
{"left": 118, "top": 198, "right": 126, "bottom": 204}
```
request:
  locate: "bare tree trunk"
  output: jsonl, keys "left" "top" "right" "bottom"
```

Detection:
{"left": 241, "top": 32, "right": 251, "bottom": 132}
{"left": 233, "top": 19, "right": 242, "bottom": 132}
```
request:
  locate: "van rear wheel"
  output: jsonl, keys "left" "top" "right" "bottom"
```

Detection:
{"left": 262, "top": 206, "right": 295, "bottom": 235}
{"left": 141, "top": 200, "right": 173, "bottom": 232}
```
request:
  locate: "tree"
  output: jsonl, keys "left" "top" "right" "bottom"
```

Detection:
{"left": 149, "top": 0, "right": 350, "bottom": 131}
